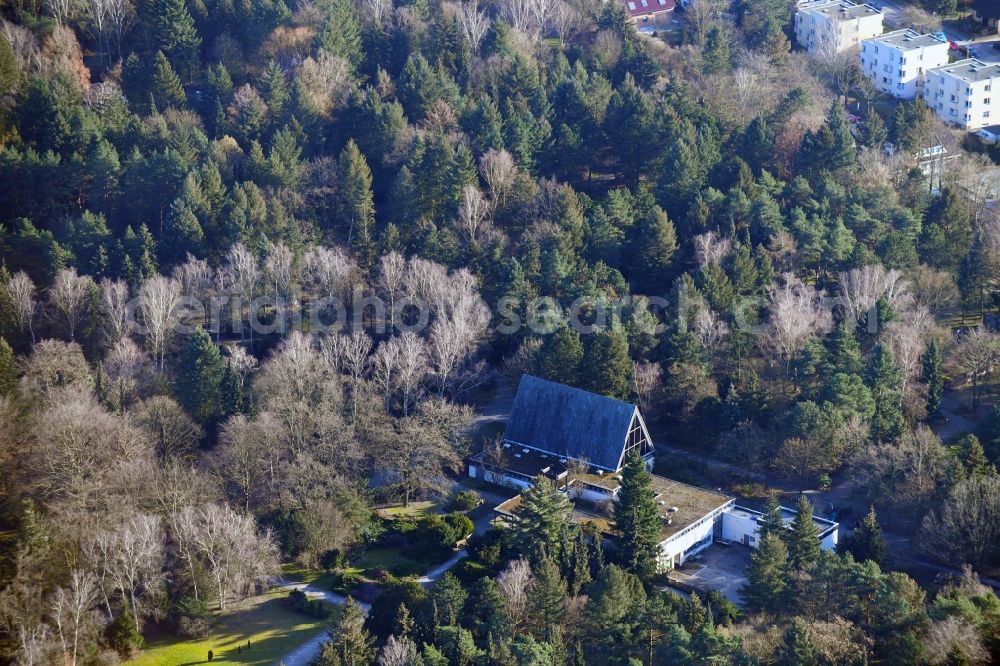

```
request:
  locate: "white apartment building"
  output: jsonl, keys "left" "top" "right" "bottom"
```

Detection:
{"left": 860, "top": 30, "right": 949, "bottom": 99}
{"left": 794, "top": 0, "right": 884, "bottom": 58}
{"left": 924, "top": 59, "right": 1000, "bottom": 130}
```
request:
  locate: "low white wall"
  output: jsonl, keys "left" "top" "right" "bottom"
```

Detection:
{"left": 468, "top": 465, "right": 532, "bottom": 492}
{"left": 658, "top": 511, "right": 722, "bottom": 569}
{"left": 721, "top": 511, "right": 759, "bottom": 547}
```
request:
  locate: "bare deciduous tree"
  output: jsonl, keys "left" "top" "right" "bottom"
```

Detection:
{"left": 924, "top": 616, "right": 988, "bottom": 665}
{"left": 137, "top": 275, "right": 182, "bottom": 371}
{"left": 377, "top": 634, "right": 419, "bottom": 666}
{"left": 86, "top": 512, "right": 166, "bottom": 631}
{"left": 49, "top": 570, "right": 101, "bottom": 666}
{"left": 496, "top": 558, "right": 533, "bottom": 630}
{"left": 182, "top": 503, "right": 280, "bottom": 611}
{"left": 838, "top": 264, "right": 912, "bottom": 324}
{"left": 693, "top": 232, "right": 731, "bottom": 267}
{"left": 950, "top": 326, "right": 1000, "bottom": 410}
{"left": 378, "top": 252, "right": 406, "bottom": 331}
{"left": 391, "top": 332, "right": 427, "bottom": 416}
{"left": 100, "top": 279, "right": 131, "bottom": 346}
{"left": 104, "top": 337, "right": 148, "bottom": 409}
{"left": 479, "top": 149, "right": 517, "bottom": 215}
{"left": 632, "top": 361, "right": 662, "bottom": 413}
{"left": 224, "top": 243, "right": 262, "bottom": 344}
{"left": 49, "top": 268, "right": 93, "bottom": 341}
{"left": 455, "top": 0, "right": 489, "bottom": 52}
{"left": 7, "top": 271, "right": 38, "bottom": 343}
{"left": 763, "top": 274, "right": 833, "bottom": 371}
{"left": 920, "top": 473, "right": 1000, "bottom": 570}
{"left": 456, "top": 184, "right": 493, "bottom": 247}
{"left": 131, "top": 395, "right": 203, "bottom": 461}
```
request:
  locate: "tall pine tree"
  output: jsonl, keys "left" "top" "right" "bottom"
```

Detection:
{"left": 151, "top": 0, "right": 200, "bottom": 80}
{"left": 317, "top": 597, "right": 375, "bottom": 666}
{"left": 611, "top": 453, "right": 661, "bottom": 579}
{"left": 787, "top": 494, "right": 820, "bottom": 571}
{"left": 173, "top": 327, "right": 225, "bottom": 426}
{"left": 337, "top": 140, "right": 376, "bottom": 271}
{"left": 866, "top": 342, "right": 905, "bottom": 443}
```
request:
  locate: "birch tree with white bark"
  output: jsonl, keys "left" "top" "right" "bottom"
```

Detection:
{"left": 137, "top": 275, "right": 182, "bottom": 371}
{"left": 49, "top": 268, "right": 93, "bottom": 341}
{"left": 100, "top": 278, "right": 131, "bottom": 346}
{"left": 7, "top": 271, "right": 38, "bottom": 343}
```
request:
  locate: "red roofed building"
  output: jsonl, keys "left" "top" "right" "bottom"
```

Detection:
{"left": 622, "top": 0, "right": 675, "bottom": 28}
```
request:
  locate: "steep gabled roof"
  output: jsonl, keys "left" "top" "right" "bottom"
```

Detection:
{"left": 502, "top": 375, "right": 642, "bottom": 471}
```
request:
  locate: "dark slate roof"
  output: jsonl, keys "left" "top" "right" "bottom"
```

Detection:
{"left": 502, "top": 375, "right": 639, "bottom": 472}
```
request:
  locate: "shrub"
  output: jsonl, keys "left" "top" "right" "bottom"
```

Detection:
{"left": 287, "top": 588, "right": 330, "bottom": 618}
{"left": 107, "top": 612, "right": 143, "bottom": 656}
{"left": 444, "top": 512, "right": 474, "bottom": 542}
{"left": 320, "top": 548, "right": 346, "bottom": 571}
{"left": 173, "top": 596, "right": 212, "bottom": 639}
{"left": 447, "top": 490, "right": 481, "bottom": 512}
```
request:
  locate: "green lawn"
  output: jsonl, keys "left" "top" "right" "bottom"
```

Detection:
{"left": 124, "top": 587, "right": 335, "bottom": 666}
{"left": 352, "top": 547, "right": 434, "bottom": 578}
{"left": 380, "top": 500, "right": 441, "bottom": 519}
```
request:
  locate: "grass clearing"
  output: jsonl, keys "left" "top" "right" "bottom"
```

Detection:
{"left": 124, "top": 587, "right": 336, "bottom": 666}
{"left": 353, "top": 547, "right": 433, "bottom": 578}
{"left": 380, "top": 500, "right": 441, "bottom": 519}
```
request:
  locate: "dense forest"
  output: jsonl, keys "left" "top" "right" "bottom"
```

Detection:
{"left": 1, "top": 0, "right": 1000, "bottom": 662}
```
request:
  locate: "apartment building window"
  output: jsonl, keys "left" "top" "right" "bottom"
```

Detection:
{"left": 965, "top": 101, "right": 972, "bottom": 108}
{"left": 987, "top": 98, "right": 992, "bottom": 105}
{"left": 938, "top": 102, "right": 944, "bottom": 109}
{"left": 986, "top": 112, "right": 992, "bottom": 118}
{"left": 898, "top": 83, "right": 904, "bottom": 90}
{"left": 899, "top": 70, "right": 905, "bottom": 78}
{"left": 966, "top": 88, "right": 972, "bottom": 95}
{"left": 951, "top": 94, "right": 957, "bottom": 102}
{"left": 987, "top": 85, "right": 993, "bottom": 92}
{"left": 900, "top": 57, "right": 906, "bottom": 64}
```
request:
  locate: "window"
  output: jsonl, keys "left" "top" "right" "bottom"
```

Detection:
{"left": 951, "top": 94, "right": 957, "bottom": 102}
{"left": 986, "top": 111, "right": 992, "bottom": 118}
{"left": 627, "top": 2, "right": 635, "bottom": 8}
{"left": 987, "top": 98, "right": 992, "bottom": 105}
{"left": 898, "top": 83, "right": 904, "bottom": 90}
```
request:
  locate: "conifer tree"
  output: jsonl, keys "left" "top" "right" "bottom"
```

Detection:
{"left": 151, "top": 0, "right": 200, "bottom": 79}
{"left": 838, "top": 507, "right": 887, "bottom": 566}
{"left": 922, "top": 338, "right": 943, "bottom": 418}
{"left": 160, "top": 202, "right": 204, "bottom": 266}
{"left": 509, "top": 477, "right": 573, "bottom": 558}
{"left": 318, "top": 0, "right": 362, "bottom": 70}
{"left": 630, "top": 207, "right": 678, "bottom": 296}
{"left": 824, "top": 321, "right": 862, "bottom": 376}
{"left": 337, "top": 140, "right": 376, "bottom": 271}
{"left": 866, "top": 342, "right": 905, "bottom": 443}
{"left": 149, "top": 51, "right": 186, "bottom": 110}
{"left": 582, "top": 322, "right": 631, "bottom": 400}
{"left": 757, "top": 493, "right": 785, "bottom": 543}
{"left": 960, "top": 434, "right": 993, "bottom": 478}
{"left": 537, "top": 325, "right": 583, "bottom": 387}
{"left": 529, "top": 555, "right": 567, "bottom": 641}
{"left": 776, "top": 619, "right": 818, "bottom": 666}
{"left": 741, "top": 532, "right": 788, "bottom": 612}
{"left": 701, "top": 26, "right": 731, "bottom": 74}
{"left": 787, "top": 495, "right": 820, "bottom": 571}
{"left": 432, "top": 572, "right": 467, "bottom": 627}
{"left": 612, "top": 453, "right": 661, "bottom": 580}
{"left": 173, "top": 327, "right": 225, "bottom": 426}
{"left": 318, "top": 597, "right": 375, "bottom": 666}
{"left": 0, "top": 337, "right": 15, "bottom": 397}
{"left": 569, "top": 529, "right": 592, "bottom": 595}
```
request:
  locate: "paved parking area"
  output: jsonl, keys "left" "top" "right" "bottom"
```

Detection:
{"left": 668, "top": 544, "right": 751, "bottom": 604}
